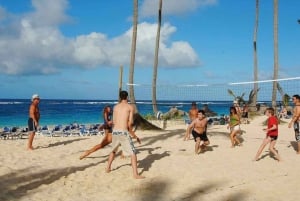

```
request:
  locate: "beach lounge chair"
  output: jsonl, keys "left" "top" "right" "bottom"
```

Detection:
{"left": 1, "top": 127, "right": 11, "bottom": 140}
{"left": 52, "top": 125, "right": 66, "bottom": 137}
{"left": 10, "top": 127, "right": 21, "bottom": 140}
{"left": 18, "top": 127, "right": 29, "bottom": 139}
{"left": 68, "top": 123, "right": 83, "bottom": 136}
{"left": 40, "top": 125, "right": 53, "bottom": 137}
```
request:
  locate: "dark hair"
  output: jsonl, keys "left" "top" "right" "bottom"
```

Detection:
{"left": 103, "top": 105, "right": 111, "bottom": 114}
{"left": 230, "top": 106, "right": 237, "bottom": 114}
{"left": 266, "top": 107, "right": 275, "bottom": 115}
{"left": 192, "top": 101, "right": 197, "bottom": 106}
{"left": 119, "top": 90, "right": 128, "bottom": 100}
{"left": 292, "top": 94, "right": 300, "bottom": 100}
{"left": 198, "top": 109, "right": 205, "bottom": 115}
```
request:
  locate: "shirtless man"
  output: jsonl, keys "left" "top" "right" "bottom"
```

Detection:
{"left": 105, "top": 90, "right": 144, "bottom": 179}
{"left": 288, "top": 94, "right": 300, "bottom": 154}
{"left": 186, "top": 109, "right": 209, "bottom": 154}
{"left": 183, "top": 102, "right": 198, "bottom": 141}
{"left": 27, "top": 94, "right": 40, "bottom": 150}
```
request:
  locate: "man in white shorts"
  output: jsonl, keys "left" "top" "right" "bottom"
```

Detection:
{"left": 105, "top": 90, "right": 144, "bottom": 179}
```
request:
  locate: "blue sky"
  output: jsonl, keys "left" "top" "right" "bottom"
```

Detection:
{"left": 0, "top": 0, "right": 299, "bottom": 100}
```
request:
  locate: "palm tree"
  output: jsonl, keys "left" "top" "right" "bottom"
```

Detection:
{"left": 128, "top": 0, "right": 161, "bottom": 130}
{"left": 129, "top": 0, "right": 138, "bottom": 112}
{"left": 227, "top": 89, "right": 246, "bottom": 104}
{"left": 152, "top": 0, "right": 162, "bottom": 115}
{"left": 252, "top": 0, "right": 259, "bottom": 108}
{"left": 276, "top": 82, "right": 290, "bottom": 107}
{"left": 271, "top": 0, "right": 279, "bottom": 108}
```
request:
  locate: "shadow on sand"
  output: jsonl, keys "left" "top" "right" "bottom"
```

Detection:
{"left": 288, "top": 141, "right": 298, "bottom": 152}
{"left": 130, "top": 179, "right": 250, "bottom": 201}
{"left": 0, "top": 159, "right": 105, "bottom": 201}
{"left": 36, "top": 138, "right": 89, "bottom": 149}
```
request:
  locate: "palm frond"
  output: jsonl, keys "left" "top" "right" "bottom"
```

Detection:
{"left": 227, "top": 89, "right": 236, "bottom": 98}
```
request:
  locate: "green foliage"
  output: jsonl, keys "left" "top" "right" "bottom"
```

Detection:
{"left": 276, "top": 83, "right": 291, "bottom": 107}
{"left": 143, "top": 113, "right": 156, "bottom": 120}
{"left": 227, "top": 89, "right": 246, "bottom": 104}
{"left": 228, "top": 88, "right": 260, "bottom": 105}
{"left": 283, "top": 94, "right": 291, "bottom": 107}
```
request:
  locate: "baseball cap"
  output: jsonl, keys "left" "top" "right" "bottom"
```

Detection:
{"left": 31, "top": 94, "right": 40, "bottom": 101}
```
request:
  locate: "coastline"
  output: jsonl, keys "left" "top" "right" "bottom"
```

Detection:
{"left": 1, "top": 115, "right": 299, "bottom": 201}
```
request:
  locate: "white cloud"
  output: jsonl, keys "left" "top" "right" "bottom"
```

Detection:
{"left": 140, "top": 0, "right": 218, "bottom": 17}
{"left": 0, "top": 0, "right": 200, "bottom": 75}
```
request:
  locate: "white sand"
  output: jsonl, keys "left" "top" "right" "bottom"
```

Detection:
{"left": 1, "top": 115, "right": 299, "bottom": 201}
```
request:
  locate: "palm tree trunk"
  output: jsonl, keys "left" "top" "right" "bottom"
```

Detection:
{"left": 129, "top": 0, "right": 138, "bottom": 112}
{"left": 271, "top": 0, "right": 279, "bottom": 109}
{"left": 252, "top": 0, "right": 259, "bottom": 110}
{"left": 152, "top": 0, "right": 162, "bottom": 115}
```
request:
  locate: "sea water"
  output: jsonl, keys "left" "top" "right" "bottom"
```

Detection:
{"left": 0, "top": 99, "right": 241, "bottom": 128}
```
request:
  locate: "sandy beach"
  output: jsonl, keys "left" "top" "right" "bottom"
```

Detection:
{"left": 1, "top": 115, "right": 299, "bottom": 201}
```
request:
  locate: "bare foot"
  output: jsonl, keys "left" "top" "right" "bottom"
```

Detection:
{"left": 27, "top": 147, "right": 34, "bottom": 151}
{"left": 133, "top": 174, "right": 145, "bottom": 179}
{"left": 79, "top": 151, "right": 89, "bottom": 160}
{"left": 252, "top": 158, "right": 259, "bottom": 161}
{"left": 105, "top": 168, "right": 111, "bottom": 173}
{"left": 197, "top": 147, "right": 202, "bottom": 154}
{"left": 297, "top": 152, "right": 300, "bottom": 155}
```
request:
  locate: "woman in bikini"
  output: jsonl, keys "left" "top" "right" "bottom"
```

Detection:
{"left": 80, "top": 105, "right": 140, "bottom": 160}
{"left": 227, "top": 106, "right": 242, "bottom": 148}
{"left": 79, "top": 105, "right": 113, "bottom": 159}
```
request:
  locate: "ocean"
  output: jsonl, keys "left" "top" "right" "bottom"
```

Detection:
{"left": 0, "top": 99, "right": 243, "bottom": 128}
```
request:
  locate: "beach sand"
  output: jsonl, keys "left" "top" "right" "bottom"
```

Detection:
{"left": 1, "top": 115, "right": 299, "bottom": 201}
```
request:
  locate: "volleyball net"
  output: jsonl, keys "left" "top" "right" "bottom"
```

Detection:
{"left": 122, "top": 77, "right": 300, "bottom": 103}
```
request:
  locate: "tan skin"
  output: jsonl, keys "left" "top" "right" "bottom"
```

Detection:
{"left": 105, "top": 97, "right": 144, "bottom": 179}
{"left": 186, "top": 112, "right": 209, "bottom": 154}
{"left": 183, "top": 103, "right": 198, "bottom": 141}
{"left": 227, "top": 107, "right": 241, "bottom": 148}
{"left": 288, "top": 96, "right": 300, "bottom": 154}
{"left": 253, "top": 109, "right": 281, "bottom": 161}
{"left": 79, "top": 106, "right": 141, "bottom": 160}
{"left": 27, "top": 98, "right": 40, "bottom": 150}
{"left": 79, "top": 106, "right": 113, "bottom": 160}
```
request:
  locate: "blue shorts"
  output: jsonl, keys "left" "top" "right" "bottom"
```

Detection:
{"left": 28, "top": 118, "right": 37, "bottom": 132}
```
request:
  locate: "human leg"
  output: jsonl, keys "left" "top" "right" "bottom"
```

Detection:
{"left": 80, "top": 133, "right": 112, "bottom": 159}
{"left": 294, "top": 122, "right": 300, "bottom": 154}
{"left": 131, "top": 154, "right": 145, "bottom": 179}
{"left": 253, "top": 137, "right": 270, "bottom": 161}
{"left": 233, "top": 130, "right": 241, "bottom": 146}
{"left": 195, "top": 138, "right": 201, "bottom": 154}
{"left": 27, "top": 132, "right": 35, "bottom": 150}
{"left": 184, "top": 128, "right": 191, "bottom": 141}
{"left": 269, "top": 140, "right": 281, "bottom": 161}
{"left": 230, "top": 130, "right": 236, "bottom": 147}
{"left": 106, "top": 151, "right": 116, "bottom": 173}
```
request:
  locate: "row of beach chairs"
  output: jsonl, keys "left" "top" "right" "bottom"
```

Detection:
{"left": 0, "top": 127, "right": 29, "bottom": 140}
{"left": 0, "top": 123, "right": 105, "bottom": 139}
{"left": 37, "top": 123, "right": 104, "bottom": 137}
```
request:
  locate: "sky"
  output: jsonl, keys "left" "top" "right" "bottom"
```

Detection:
{"left": 0, "top": 0, "right": 299, "bottom": 100}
